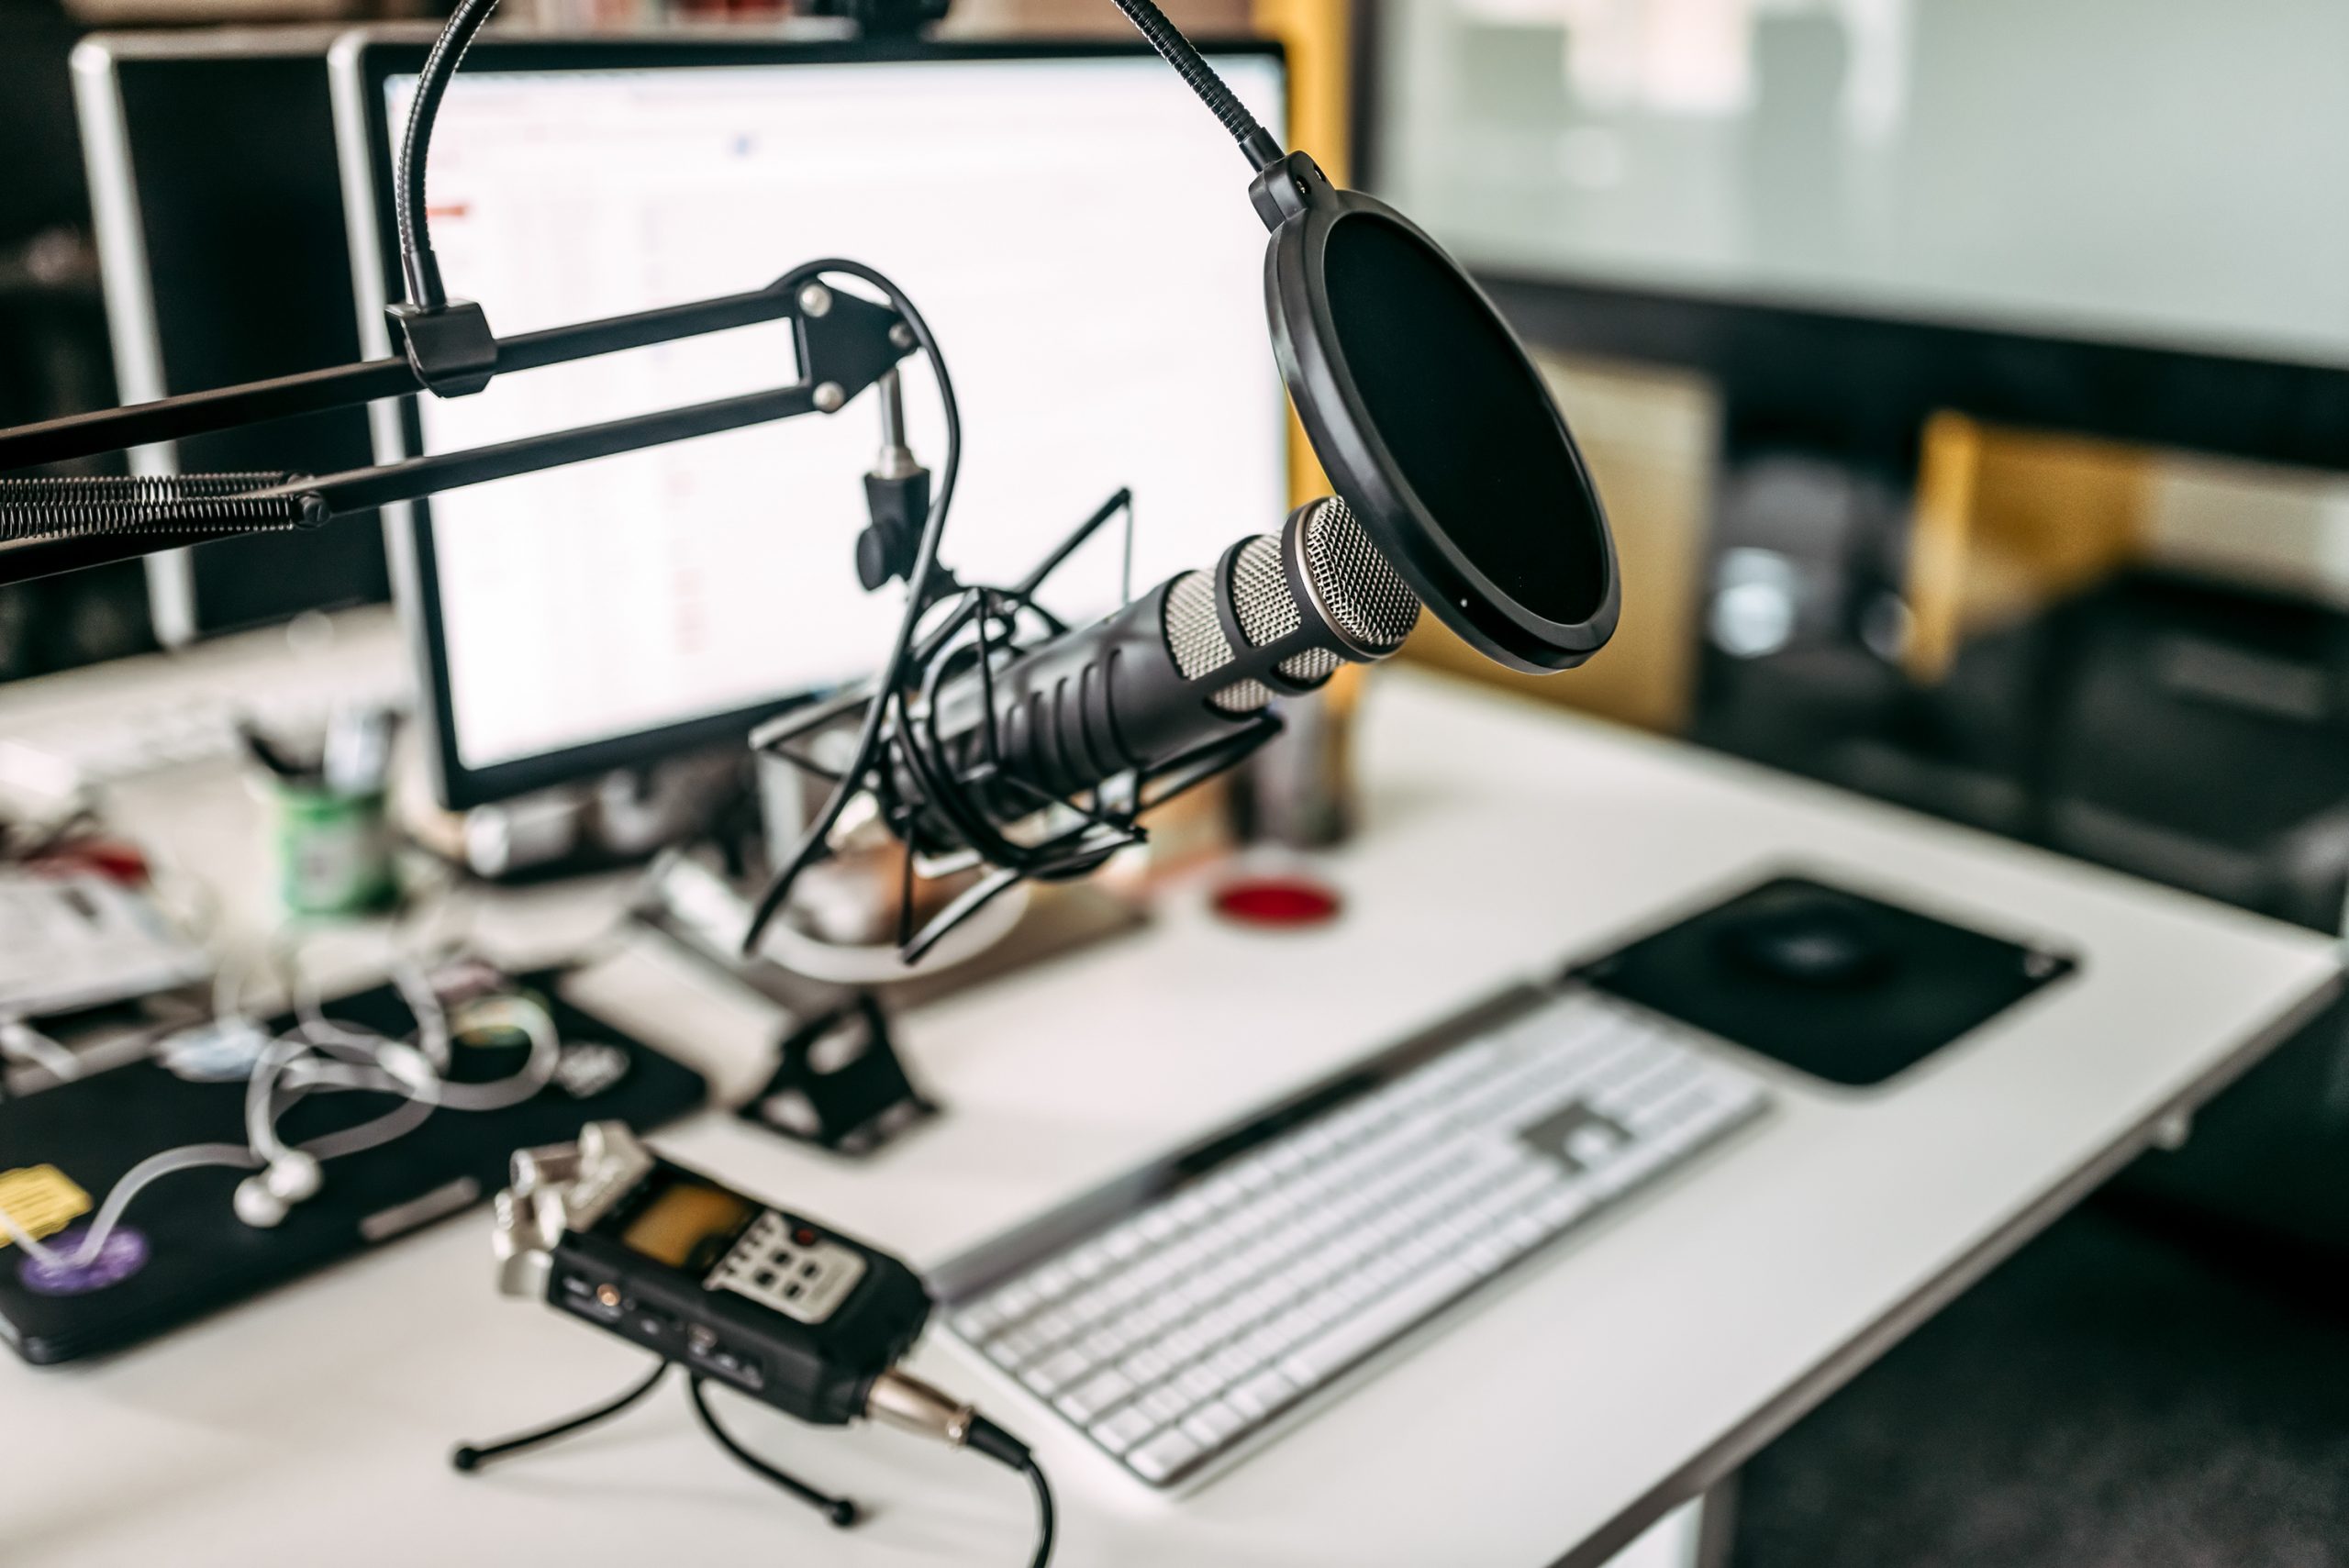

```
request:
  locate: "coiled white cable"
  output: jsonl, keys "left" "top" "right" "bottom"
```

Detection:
{"left": 6, "top": 930, "right": 562, "bottom": 1266}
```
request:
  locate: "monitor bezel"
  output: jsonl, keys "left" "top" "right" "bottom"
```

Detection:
{"left": 331, "top": 30, "right": 1287, "bottom": 811}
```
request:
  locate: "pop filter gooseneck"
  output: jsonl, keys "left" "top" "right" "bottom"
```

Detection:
{"left": 1105, "top": 0, "right": 1619, "bottom": 673}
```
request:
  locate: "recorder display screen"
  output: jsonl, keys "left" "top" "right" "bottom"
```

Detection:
{"left": 618, "top": 1174, "right": 757, "bottom": 1273}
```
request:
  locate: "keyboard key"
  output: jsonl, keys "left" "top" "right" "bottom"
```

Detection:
{"left": 1168, "top": 1189, "right": 1217, "bottom": 1227}
{"left": 952, "top": 1304, "right": 1006, "bottom": 1340}
{"left": 1180, "top": 1399, "right": 1248, "bottom": 1450}
{"left": 1057, "top": 1368, "right": 1135, "bottom": 1424}
{"left": 1029, "top": 1263, "right": 1080, "bottom": 1301}
{"left": 1119, "top": 1343, "right": 1175, "bottom": 1385}
{"left": 1092, "top": 1404, "right": 1160, "bottom": 1455}
{"left": 1564, "top": 1125, "right": 1622, "bottom": 1167}
{"left": 1138, "top": 1384, "right": 1194, "bottom": 1427}
{"left": 1161, "top": 1324, "right": 1210, "bottom": 1362}
{"left": 986, "top": 1282, "right": 1042, "bottom": 1321}
{"left": 1226, "top": 1368, "right": 1299, "bottom": 1421}
{"left": 1278, "top": 1261, "right": 1475, "bottom": 1386}
{"left": 1531, "top": 1186, "right": 1594, "bottom": 1230}
{"left": 1206, "top": 1345, "right": 1258, "bottom": 1384}
{"left": 1174, "top": 1363, "right": 1227, "bottom": 1404}
{"left": 1463, "top": 1235, "right": 1518, "bottom": 1275}
{"left": 1022, "top": 1349, "right": 1090, "bottom": 1396}
{"left": 1128, "top": 1428, "right": 1203, "bottom": 1484}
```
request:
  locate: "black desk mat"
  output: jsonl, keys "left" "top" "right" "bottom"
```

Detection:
{"left": 0, "top": 971, "right": 706, "bottom": 1364}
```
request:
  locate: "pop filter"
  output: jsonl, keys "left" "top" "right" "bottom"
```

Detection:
{"left": 1252, "top": 154, "right": 1618, "bottom": 674}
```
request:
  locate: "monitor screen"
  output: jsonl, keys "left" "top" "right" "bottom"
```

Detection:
{"left": 348, "top": 44, "right": 1288, "bottom": 806}
{"left": 74, "top": 39, "right": 391, "bottom": 649}
{"left": 1367, "top": 0, "right": 2349, "bottom": 369}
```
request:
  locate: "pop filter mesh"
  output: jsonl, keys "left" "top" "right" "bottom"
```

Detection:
{"left": 1319, "top": 213, "right": 1609, "bottom": 628}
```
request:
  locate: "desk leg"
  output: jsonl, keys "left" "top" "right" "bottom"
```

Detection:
{"left": 1693, "top": 1477, "right": 1737, "bottom": 1568}
{"left": 1596, "top": 1481, "right": 1735, "bottom": 1568}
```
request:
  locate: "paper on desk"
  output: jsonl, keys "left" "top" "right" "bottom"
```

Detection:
{"left": 0, "top": 870, "right": 210, "bottom": 1019}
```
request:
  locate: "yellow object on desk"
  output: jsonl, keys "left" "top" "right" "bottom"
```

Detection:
{"left": 0, "top": 1164, "right": 93, "bottom": 1250}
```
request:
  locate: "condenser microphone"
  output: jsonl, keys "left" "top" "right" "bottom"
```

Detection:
{"left": 884, "top": 495, "right": 1419, "bottom": 860}
{"left": 751, "top": 7, "right": 1625, "bottom": 957}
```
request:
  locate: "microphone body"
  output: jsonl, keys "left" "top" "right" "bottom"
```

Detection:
{"left": 890, "top": 496, "right": 1420, "bottom": 856}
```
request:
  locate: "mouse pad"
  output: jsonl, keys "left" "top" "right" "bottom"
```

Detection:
{"left": 1580, "top": 875, "right": 2076, "bottom": 1087}
{"left": 0, "top": 971, "right": 706, "bottom": 1365}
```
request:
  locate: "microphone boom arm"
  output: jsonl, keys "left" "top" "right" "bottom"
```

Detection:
{"left": 0, "top": 264, "right": 916, "bottom": 586}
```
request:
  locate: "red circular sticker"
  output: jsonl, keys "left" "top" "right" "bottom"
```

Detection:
{"left": 1211, "top": 875, "right": 1342, "bottom": 928}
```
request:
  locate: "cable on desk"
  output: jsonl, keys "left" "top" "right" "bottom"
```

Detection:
{"left": 1016, "top": 1454, "right": 1056, "bottom": 1568}
{"left": 1, "top": 916, "right": 560, "bottom": 1269}
{"left": 965, "top": 1415, "right": 1057, "bottom": 1568}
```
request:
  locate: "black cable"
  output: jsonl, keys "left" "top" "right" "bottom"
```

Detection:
{"left": 1016, "top": 1454, "right": 1056, "bottom": 1568}
{"left": 964, "top": 1415, "right": 1055, "bottom": 1568}
{"left": 1103, "top": 0, "right": 1285, "bottom": 171}
{"left": 740, "top": 261, "right": 961, "bottom": 956}
{"left": 395, "top": 0, "right": 502, "bottom": 309}
{"left": 685, "top": 1374, "right": 860, "bottom": 1529}
{"left": 451, "top": 1361, "right": 670, "bottom": 1473}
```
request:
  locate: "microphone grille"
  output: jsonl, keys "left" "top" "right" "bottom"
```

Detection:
{"left": 1232, "top": 534, "right": 1346, "bottom": 690}
{"left": 1163, "top": 569, "right": 1233, "bottom": 682}
{"left": 1163, "top": 568, "right": 1276, "bottom": 712}
{"left": 1159, "top": 499, "right": 1419, "bottom": 719}
{"left": 1300, "top": 496, "right": 1420, "bottom": 652}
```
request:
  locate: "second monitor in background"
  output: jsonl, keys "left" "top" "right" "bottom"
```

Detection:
{"left": 330, "top": 36, "right": 1293, "bottom": 813}
{"left": 73, "top": 30, "right": 392, "bottom": 650}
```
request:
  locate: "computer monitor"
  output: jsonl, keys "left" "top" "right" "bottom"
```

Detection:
{"left": 1353, "top": 1, "right": 2349, "bottom": 932}
{"left": 1355, "top": 0, "right": 2349, "bottom": 473}
{"left": 331, "top": 35, "right": 1291, "bottom": 811}
{"left": 72, "top": 30, "right": 392, "bottom": 650}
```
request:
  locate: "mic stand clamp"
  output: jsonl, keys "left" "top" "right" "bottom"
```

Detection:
{"left": 855, "top": 367, "right": 934, "bottom": 592}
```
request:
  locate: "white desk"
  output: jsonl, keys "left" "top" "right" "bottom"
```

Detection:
{"left": 3, "top": 639, "right": 2337, "bottom": 1568}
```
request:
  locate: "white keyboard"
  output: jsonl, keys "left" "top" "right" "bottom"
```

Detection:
{"left": 936, "top": 984, "right": 1768, "bottom": 1488}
